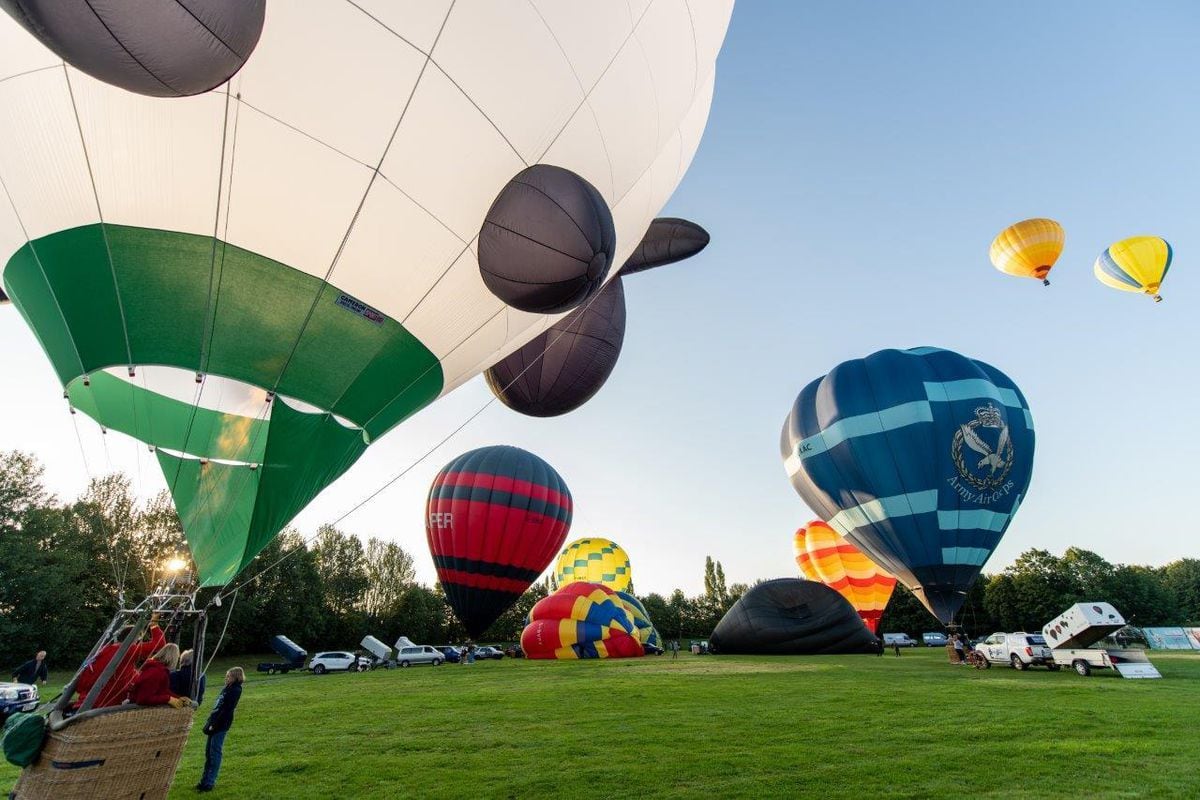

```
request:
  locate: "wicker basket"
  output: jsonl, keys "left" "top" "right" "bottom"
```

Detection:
{"left": 12, "top": 705, "right": 194, "bottom": 800}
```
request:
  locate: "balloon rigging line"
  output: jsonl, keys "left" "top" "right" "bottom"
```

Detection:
{"left": 180, "top": 5, "right": 462, "bottom": 541}
{"left": 202, "top": 587, "right": 238, "bottom": 674}
{"left": 167, "top": 85, "right": 238, "bottom": 500}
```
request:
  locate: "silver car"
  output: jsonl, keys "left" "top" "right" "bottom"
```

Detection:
{"left": 0, "top": 682, "right": 39, "bottom": 721}
{"left": 396, "top": 644, "right": 444, "bottom": 667}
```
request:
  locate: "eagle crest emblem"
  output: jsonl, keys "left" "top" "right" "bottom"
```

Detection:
{"left": 951, "top": 404, "right": 1013, "bottom": 491}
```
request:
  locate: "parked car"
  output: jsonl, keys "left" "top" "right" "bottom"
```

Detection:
{"left": 921, "top": 632, "right": 948, "bottom": 647}
{"left": 473, "top": 646, "right": 504, "bottom": 660}
{"left": 436, "top": 646, "right": 462, "bottom": 664}
{"left": 503, "top": 644, "right": 524, "bottom": 658}
{"left": 0, "top": 682, "right": 39, "bottom": 722}
{"left": 308, "top": 652, "right": 370, "bottom": 675}
{"left": 883, "top": 633, "right": 918, "bottom": 648}
{"left": 396, "top": 644, "right": 444, "bottom": 667}
{"left": 973, "top": 632, "right": 1058, "bottom": 670}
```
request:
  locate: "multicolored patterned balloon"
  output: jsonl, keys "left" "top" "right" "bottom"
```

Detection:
{"left": 554, "top": 537, "right": 632, "bottom": 592}
{"left": 617, "top": 591, "right": 661, "bottom": 651}
{"left": 794, "top": 520, "right": 896, "bottom": 634}
{"left": 521, "top": 582, "right": 644, "bottom": 659}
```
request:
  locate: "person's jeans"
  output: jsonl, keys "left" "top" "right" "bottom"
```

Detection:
{"left": 201, "top": 729, "right": 227, "bottom": 788}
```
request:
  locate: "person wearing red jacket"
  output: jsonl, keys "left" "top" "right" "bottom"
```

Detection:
{"left": 74, "top": 618, "right": 166, "bottom": 708}
{"left": 127, "top": 643, "right": 180, "bottom": 706}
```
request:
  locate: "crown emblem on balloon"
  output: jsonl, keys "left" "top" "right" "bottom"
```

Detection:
{"left": 974, "top": 404, "right": 1003, "bottom": 428}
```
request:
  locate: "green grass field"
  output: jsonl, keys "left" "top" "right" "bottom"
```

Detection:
{"left": 6, "top": 649, "right": 1199, "bottom": 799}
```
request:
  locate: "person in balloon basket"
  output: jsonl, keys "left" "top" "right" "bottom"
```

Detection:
{"left": 73, "top": 615, "right": 166, "bottom": 708}
{"left": 11, "top": 650, "right": 48, "bottom": 687}
{"left": 197, "top": 667, "right": 244, "bottom": 793}
{"left": 171, "top": 649, "right": 207, "bottom": 705}
{"left": 127, "top": 643, "right": 189, "bottom": 707}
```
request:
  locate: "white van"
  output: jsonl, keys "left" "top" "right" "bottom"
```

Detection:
{"left": 883, "top": 633, "right": 918, "bottom": 648}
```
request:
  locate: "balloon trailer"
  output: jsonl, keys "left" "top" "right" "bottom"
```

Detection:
{"left": 1042, "top": 603, "right": 1161, "bottom": 679}
{"left": 256, "top": 635, "right": 308, "bottom": 675}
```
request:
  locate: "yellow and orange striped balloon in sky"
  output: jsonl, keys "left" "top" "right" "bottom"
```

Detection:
{"left": 793, "top": 520, "right": 897, "bottom": 634}
{"left": 989, "top": 218, "right": 1065, "bottom": 286}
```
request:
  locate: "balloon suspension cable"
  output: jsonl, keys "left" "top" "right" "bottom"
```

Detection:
{"left": 202, "top": 587, "right": 238, "bottom": 672}
{"left": 214, "top": 283, "right": 616, "bottom": 604}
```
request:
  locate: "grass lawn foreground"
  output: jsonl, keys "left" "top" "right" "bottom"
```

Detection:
{"left": 5, "top": 649, "right": 1198, "bottom": 798}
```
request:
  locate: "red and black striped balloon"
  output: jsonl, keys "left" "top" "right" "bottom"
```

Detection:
{"left": 426, "top": 445, "right": 572, "bottom": 638}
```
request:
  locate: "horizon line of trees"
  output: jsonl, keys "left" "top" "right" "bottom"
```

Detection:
{"left": 1, "top": 450, "right": 1196, "bottom": 672}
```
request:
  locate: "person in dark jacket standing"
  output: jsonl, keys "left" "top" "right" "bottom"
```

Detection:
{"left": 197, "top": 666, "right": 244, "bottom": 792}
{"left": 11, "top": 651, "right": 48, "bottom": 686}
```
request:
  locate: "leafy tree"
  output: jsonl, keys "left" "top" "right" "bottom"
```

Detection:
{"left": 1161, "top": 559, "right": 1200, "bottom": 624}
{"left": 361, "top": 538, "right": 416, "bottom": 618}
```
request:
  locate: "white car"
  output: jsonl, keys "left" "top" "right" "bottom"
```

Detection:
{"left": 308, "top": 651, "right": 371, "bottom": 675}
{"left": 974, "top": 632, "right": 1059, "bottom": 670}
{"left": 0, "top": 682, "right": 39, "bottom": 721}
{"left": 395, "top": 644, "right": 444, "bottom": 667}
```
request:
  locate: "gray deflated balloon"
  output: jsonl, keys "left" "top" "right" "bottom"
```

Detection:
{"left": 709, "top": 579, "right": 880, "bottom": 655}
{"left": 484, "top": 278, "right": 626, "bottom": 417}
{"left": 478, "top": 164, "right": 616, "bottom": 314}
{"left": 0, "top": 0, "right": 266, "bottom": 97}
{"left": 619, "top": 217, "right": 710, "bottom": 277}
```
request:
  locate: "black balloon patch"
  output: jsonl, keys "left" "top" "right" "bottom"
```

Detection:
{"left": 478, "top": 164, "right": 616, "bottom": 314}
{"left": 619, "top": 217, "right": 710, "bottom": 276}
{"left": 485, "top": 277, "right": 626, "bottom": 417}
{"left": 1, "top": 0, "right": 266, "bottom": 98}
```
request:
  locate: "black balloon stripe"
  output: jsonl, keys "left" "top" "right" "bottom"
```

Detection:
{"left": 434, "top": 555, "right": 543, "bottom": 583}
{"left": 433, "top": 483, "right": 572, "bottom": 523}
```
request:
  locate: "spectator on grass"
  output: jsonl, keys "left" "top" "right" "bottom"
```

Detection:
{"left": 170, "top": 649, "right": 206, "bottom": 704}
{"left": 11, "top": 651, "right": 48, "bottom": 686}
{"left": 952, "top": 635, "right": 966, "bottom": 665}
{"left": 197, "top": 666, "right": 244, "bottom": 793}
{"left": 892, "top": 640, "right": 901, "bottom": 657}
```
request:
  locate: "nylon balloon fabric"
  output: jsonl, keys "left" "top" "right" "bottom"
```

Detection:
{"left": 554, "top": 538, "right": 632, "bottom": 592}
{"left": 794, "top": 521, "right": 896, "bottom": 635}
{"left": 484, "top": 278, "right": 626, "bottom": 417}
{"left": 988, "top": 218, "right": 1064, "bottom": 286}
{"left": 0, "top": 4, "right": 733, "bottom": 586}
{"left": 709, "top": 579, "right": 879, "bottom": 655}
{"left": 1094, "top": 236, "right": 1173, "bottom": 302}
{"left": 521, "top": 582, "right": 644, "bottom": 659}
{"left": 781, "top": 347, "right": 1035, "bottom": 624}
{"left": 427, "top": 446, "right": 572, "bottom": 638}
{"left": 617, "top": 591, "right": 662, "bottom": 651}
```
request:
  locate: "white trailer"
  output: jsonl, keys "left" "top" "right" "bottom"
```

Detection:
{"left": 1042, "top": 603, "right": 1161, "bottom": 679}
{"left": 360, "top": 635, "right": 394, "bottom": 669}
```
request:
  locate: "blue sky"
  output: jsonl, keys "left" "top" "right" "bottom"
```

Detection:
{"left": 2, "top": 1, "right": 1196, "bottom": 595}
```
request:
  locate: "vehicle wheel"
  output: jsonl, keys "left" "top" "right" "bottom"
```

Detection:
{"left": 1047, "top": 663, "right": 1061, "bottom": 671}
{"left": 1010, "top": 654, "right": 1028, "bottom": 671}
{"left": 978, "top": 656, "right": 990, "bottom": 669}
{"left": 1073, "top": 660, "right": 1091, "bottom": 677}
{"left": 433, "top": 659, "right": 443, "bottom": 666}
{"left": 313, "top": 664, "right": 326, "bottom": 675}
{"left": 400, "top": 660, "right": 411, "bottom": 668}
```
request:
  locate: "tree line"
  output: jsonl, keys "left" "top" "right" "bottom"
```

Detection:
{"left": 1, "top": 450, "right": 1196, "bottom": 673}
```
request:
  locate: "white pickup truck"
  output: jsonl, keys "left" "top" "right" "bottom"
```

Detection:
{"left": 1042, "top": 603, "right": 1161, "bottom": 679}
{"left": 974, "top": 632, "right": 1058, "bottom": 670}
